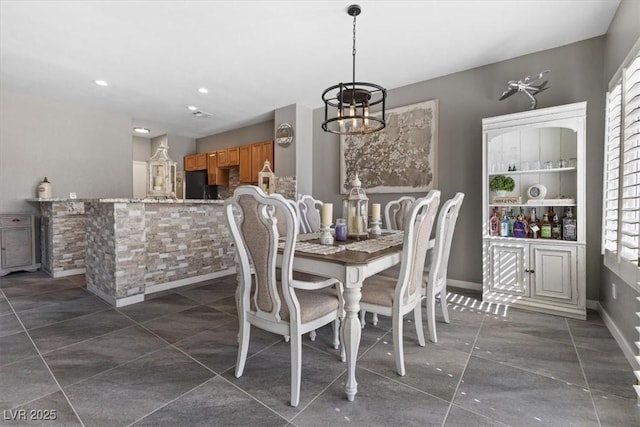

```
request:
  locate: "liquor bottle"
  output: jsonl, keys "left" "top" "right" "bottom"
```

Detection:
{"left": 508, "top": 208, "right": 516, "bottom": 236}
{"left": 513, "top": 214, "right": 528, "bottom": 238}
{"left": 528, "top": 208, "right": 540, "bottom": 239}
{"left": 563, "top": 207, "right": 577, "bottom": 241}
{"left": 551, "top": 210, "right": 562, "bottom": 239}
{"left": 500, "top": 208, "right": 510, "bottom": 237}
{"left": 490, "top": 207, "right": 500, "bottom": 236}
{"left": 540, "top": 213, "right": 551, "bottom": 238}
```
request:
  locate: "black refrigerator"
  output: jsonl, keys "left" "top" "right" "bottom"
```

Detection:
{"left": 184, "top": 171, "right": 218, "bottom": 199}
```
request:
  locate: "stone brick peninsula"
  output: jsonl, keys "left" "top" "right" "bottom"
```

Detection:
{"left": 29, "top": 199, "right": 235, "bottom": 307}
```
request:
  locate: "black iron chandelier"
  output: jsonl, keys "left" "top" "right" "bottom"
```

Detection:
{"left": 321, "top": 4, "right": 387, "bottom": 135}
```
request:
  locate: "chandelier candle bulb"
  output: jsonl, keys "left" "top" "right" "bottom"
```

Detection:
{"left": 371, "top": 203, "right": 381, "bottom": 221}
{"left": 321, "top": 203, "right": 333, "bottom": 226}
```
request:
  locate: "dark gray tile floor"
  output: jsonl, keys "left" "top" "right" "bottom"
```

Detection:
{"left": 1, "top": 271, "right": 638, "bottom": 426}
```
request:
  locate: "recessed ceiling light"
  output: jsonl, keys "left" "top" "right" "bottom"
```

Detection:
{"left": 187, "top": 105, "right": 198, "bottom": 111}
{"left": 133, "top": 127, "right": 150, "bottom": 134}
{"left": 94, "top": 79, "right": 108, "bottom": 86}
{"left": 197, "top": 87, "right": 209, "bottom": 94}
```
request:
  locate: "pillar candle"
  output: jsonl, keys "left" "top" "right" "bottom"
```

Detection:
{"left": 321, "top": 203, "right": 333, "bottom": 226}
{"left": 371, "top": 203, "right": 381, "bottom": 221}
{"left": 349, "top": 206, "right": 357, "bottom": 230}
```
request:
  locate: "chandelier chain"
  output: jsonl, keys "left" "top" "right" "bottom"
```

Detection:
{"left": 352, "top": 12, "right": 357, "bottom": 89}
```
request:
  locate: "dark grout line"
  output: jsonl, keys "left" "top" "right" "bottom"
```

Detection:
{"left": 0, "top": 286, "right": 87, "bottom": 426}
{"left": 567, "top": 317, "right": 603, "bottom": 427}
{"left": 442, "top": 303, "right": 487, "bottom": 427}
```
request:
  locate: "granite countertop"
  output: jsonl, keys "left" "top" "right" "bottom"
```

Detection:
{"left": 27, "top": 198, "right": 225, "bottom": 204}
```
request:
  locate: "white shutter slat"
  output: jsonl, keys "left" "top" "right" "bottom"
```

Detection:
{"left": 603, "top": 83, "right": 623, "bottom": 255}
{"left": 619, "top": 54, "right": 640, "bottom": 268}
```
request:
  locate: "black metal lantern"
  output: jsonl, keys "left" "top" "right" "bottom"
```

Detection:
{"left": 322, "top": 4, "right": 387, "bottom": 135}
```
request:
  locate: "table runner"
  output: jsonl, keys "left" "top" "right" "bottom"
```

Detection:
{"left": 343, "top": 231, "right": 404, "bottom": 253}
{"left": 279, "top": 230, "right": 403, "bottom": 255}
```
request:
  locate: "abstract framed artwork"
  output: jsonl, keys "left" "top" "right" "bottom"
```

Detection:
{"left": 340, "top": 99, "right": 438, "bottom": 194}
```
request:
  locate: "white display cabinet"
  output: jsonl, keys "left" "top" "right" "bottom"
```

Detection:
{"left": 482, "top": 102, "right": 586, "bottom": 319}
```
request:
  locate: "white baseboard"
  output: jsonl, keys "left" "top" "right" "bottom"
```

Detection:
{"left": 447, "top": 279, "right": 482, "bottom": 292}
{"left": 87, "top": 283, "right": 145, "bottom": 307}
{"left": 586, "top": 299, "right": 599, "bottom": 310}
{"left": 87, "top": 267, "right": 236, "bottom": 308}
{"left": 145, "top": 267, "right": 236, "bottom": 296}
{"left": 597, "top": 302, "right": 640, "bottom": 371}
{"left": 52, "top": 268, "right": 85, "bottom": 278}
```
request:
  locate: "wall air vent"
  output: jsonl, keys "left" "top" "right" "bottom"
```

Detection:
{"left": 193, "top": 110, "right": 213, "bottom": 118}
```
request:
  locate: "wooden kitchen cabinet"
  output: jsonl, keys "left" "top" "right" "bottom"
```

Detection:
{"left": 207, "top": 152, "right": 229, "bottom": 186}
{"left": 227, "top": 147, "right": 239, "bottom": 166}
{"left": 184, "top": 153, "right": 207, "bottom": 171}
{"left": 0, "top": 214, "right": 40, "bottom": 276}
{"left": 239, "top": 144, "right": 253, "bottom": 183}
{"left": 216, "top": 149, "right": 229, "bottom": 167}
{"left": 250, "top": 140, "right": 274, "bottom": 183}
{"left": 217, "top": 147, "right": 240, "bottom": 168}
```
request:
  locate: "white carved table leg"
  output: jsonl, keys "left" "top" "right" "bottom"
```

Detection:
{"left": 342, "top": 266, "right": 363, "bottom": 402}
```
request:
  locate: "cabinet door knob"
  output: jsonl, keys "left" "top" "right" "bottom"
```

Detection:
{"left": 524, "top": 269, "right": 535, "bottom": 273}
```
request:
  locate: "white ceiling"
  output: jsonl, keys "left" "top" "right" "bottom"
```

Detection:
{"left": 0, "top": 0, "right": 620, "bottom": 139}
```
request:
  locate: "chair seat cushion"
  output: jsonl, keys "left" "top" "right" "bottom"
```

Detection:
{"left": 361, "top": 275, "right": 396, "bottom": 307}
{"left": 282, "top": 286, "right": 340, "bottom": 323}
{"left": 377, "top": 264, "right": 402, "bottom": 279}
{"left": 250, "top": 284, "right": 340, "bottom": 323}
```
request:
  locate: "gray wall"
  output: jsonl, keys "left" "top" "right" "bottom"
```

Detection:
{"left": 132, "top": 136, "right": 151, "bottom": 162}
{"left": 196, "top": 121, "right": 273, "bottom": 152}
{"left": 600, "top": 0, "right": 640, "bottom": 360}
{"left": 273, "top": 103, "right": 314, "bottom": 195}
{"left": 295, "top": 104, "right": 314, "bottom": 196}
{"left": 312, "top": 36, "right": 606, "bottom": 296}
{"left": 0, "top": 90, "right": 133, "bottom": 213}
{"left": 274, "top": 104, "right": 297, "bottom": 177}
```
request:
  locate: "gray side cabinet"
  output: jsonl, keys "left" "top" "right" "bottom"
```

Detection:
{"left": 0, "top": 214, "right": 40, "bottom": 276}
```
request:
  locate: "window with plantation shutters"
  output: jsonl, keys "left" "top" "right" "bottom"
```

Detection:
{"left": 603, "top": 84, "right": 622, "bottom": 253}
{"left": 621, "top": 56, "right": 639, "bottom": 265}
{"left": 602, "top": 40, "right": 640, "bottom": 288}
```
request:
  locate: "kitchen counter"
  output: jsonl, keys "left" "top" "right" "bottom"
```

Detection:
{"left": 28, "top": 197, "right": 225, "bottom": 204}
{"left": 29, "top": 198, "right": 234, "bottom": 306}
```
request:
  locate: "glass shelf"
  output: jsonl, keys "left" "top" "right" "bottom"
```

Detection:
{"left": 489, "top": 202, "right": 577, "bottom": 207}
{"left": 488, "top": 167, "right": 576, "bottom": 176}
{"left": 483, "top": 235, "right": 579, "bottom": 245}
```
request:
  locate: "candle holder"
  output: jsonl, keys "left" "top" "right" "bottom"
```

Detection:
{"left": 342, "top": 173, "right": 369, "bottom": 239}
{"left": 369, "top": 220, "right": 382, "bottom": 238}
{"left": 319, "top": 224, "right": 334, "bottom": 245}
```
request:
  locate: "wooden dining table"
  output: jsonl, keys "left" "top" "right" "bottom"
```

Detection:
{"left": 279, "top": 232, "right": 404, "bottom": 402}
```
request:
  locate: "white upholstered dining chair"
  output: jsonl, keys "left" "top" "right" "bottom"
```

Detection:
{"left": 362, "top": 195, "right": 418, "bottom": 327}
{"left": 384, "top": 196, "right": 416, "bottom": 230}
{"left": 297, "top": 194, "right": 323, "bottom": 233}
{"left": 359, "top": 190, "right": 440, "bottom": 376}
{"left": 423, "top": 192, "right": 464, "bottom": 343}
{"left": 225, "top": 186, "right": 344, "bottom": 407}
{"left": 278, "top": 196, "right": 339, "bottom": 342}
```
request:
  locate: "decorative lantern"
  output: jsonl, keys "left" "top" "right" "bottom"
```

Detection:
{"left": 342, "top": 172, "right": 369, "bottom": 239}
{"left": 147, "top": 140, "right": 177, "bottom": 198}
{"left": 258, "top": 160, "right": 275, "bottom": 194}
